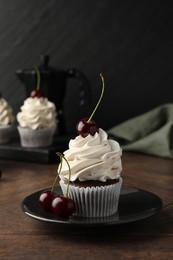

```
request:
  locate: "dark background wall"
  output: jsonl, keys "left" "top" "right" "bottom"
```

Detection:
{"left": 0, "top": 0, "right": 173, "bottom": 134}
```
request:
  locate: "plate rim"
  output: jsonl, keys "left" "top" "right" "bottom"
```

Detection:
{"left": 21, "top": 186, "right": 163, "bottom": 226}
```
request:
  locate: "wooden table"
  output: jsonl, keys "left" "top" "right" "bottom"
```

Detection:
{"left": 0, "top": 152, "right": 173, "bottom": 259}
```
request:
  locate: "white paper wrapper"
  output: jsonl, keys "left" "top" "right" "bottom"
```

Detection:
{"left": 0, "top": 125, "right": 14, "bottom": 144}
{"left": 60, "top": 177, "right": 123, "bottom": 218}
{"left": 17, "top": 126, "right": 56, "bottom": 148}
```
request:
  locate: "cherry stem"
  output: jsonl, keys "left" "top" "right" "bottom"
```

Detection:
{"left": 51, "top": 155, "right": 62, "bottom": 193}
{"left": 62, "top": 155, "right": 71, "bottom": 197}
{"left": 55, "top": 152, "right": 72, "bottom": 198}
{"left": 87, "top": 73, "right": 105, "bottom": 123}
{"left": 34, "top": 66, "right": 40, "bottom": 91}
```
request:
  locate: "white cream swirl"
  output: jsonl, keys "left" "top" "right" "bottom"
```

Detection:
{"left": 59, "top": 128, "right": 122, "bottom": 182}
{"left": 0, "top": 98, "right": 14, "bottom": 125}
{"left": 17, "top": 97, "right": 57, "bottom": 130}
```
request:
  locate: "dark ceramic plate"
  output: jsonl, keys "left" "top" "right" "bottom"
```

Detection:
{"left": 21, "top": 186, "right": 162, "bottom": 226}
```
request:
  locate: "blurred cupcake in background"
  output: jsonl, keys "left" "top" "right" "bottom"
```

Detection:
{"left": 17, "top": 67, "right": 57, "bottom": 148}
{"left": 0, "top": 93, "right": 15, "bottom": 144}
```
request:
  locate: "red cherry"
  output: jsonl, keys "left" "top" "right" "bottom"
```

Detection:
{"left": 39, "top": 190, "right": 57, "bottom": 211}
{"left": 30, "top": 90, "right": 44, "bottom": 98}
{"left": 51, "top": 195, "right": 76, "bottom": 218}
{"left": 76, "top": 117, "right": 99, "bottom": 137}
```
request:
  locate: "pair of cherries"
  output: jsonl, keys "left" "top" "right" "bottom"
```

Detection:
{"left": 39, "top": 152, "right": 76, "bottom": 218}
{"left": 39, "top": 190, "right": 76, "bottom": 218}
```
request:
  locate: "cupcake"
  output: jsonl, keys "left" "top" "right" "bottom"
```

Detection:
{"left": 17, "top": 67, "right": 57, "bottom": 148}
{"left": 17, "top": 95, "right": 57, "bottom": 148}
{"left": 58, "top": 74, "right": 123, "bottom": 218}
{"left": 59, "top": 128, "right": 122, "bottom": 217}
{"left": 0, "top": 93, "right": 14, "bottom": 144}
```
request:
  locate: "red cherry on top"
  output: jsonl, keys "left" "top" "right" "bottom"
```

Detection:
{"left": 39, "top": 190, "right": 57, "bottom": 211}
{"left": 30, "top": 89, "right": 44, "bottom": 98}
{"left": 76, "top": 117, "right": 99, "bottom": 137}
{"left": 51, "top": 195, "right": 76, "bottom": 218}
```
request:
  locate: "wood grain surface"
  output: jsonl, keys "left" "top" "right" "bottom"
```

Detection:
{"left": 0, "top": 152, "right": 173, "bottom": 259}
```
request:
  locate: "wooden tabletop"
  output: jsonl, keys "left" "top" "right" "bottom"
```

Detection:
{"left": 0, "top": 152, "right": 173, "bottom": 260}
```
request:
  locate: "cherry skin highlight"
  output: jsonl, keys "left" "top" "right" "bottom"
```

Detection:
{"left": 76, "top": 117, "right": 99, "bottom": 137}
{"left": 39, "top": 190, "right": 57, "bottom": 211}
{"left": 51, "top": 195, "right": 76, "bottom": 218}
{"left": 30, "top": 89, "right": 44, "bottom": 98}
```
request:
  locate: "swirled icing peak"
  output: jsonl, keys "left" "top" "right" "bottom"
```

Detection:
{"left": 0, "top": 98, "right": 14, "bottom": 125}
{"left": 17, "top": 97, "right": 57, "bottom": 130}
{"left": 59, "top": 128, "right": 122, "bottom": 182}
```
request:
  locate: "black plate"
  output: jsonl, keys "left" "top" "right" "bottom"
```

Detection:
{"left": 21, "top": 186, "right": 162, "bottom": 226}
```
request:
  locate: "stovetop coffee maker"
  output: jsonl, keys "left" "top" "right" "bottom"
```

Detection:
{"left": 16, "top": 55, "right": 90, "bottom": 135}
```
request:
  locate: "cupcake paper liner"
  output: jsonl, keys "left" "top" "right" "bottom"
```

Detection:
{"left": 17, "top": 126, "right": 56, "bottom": 148}
{"left": 0, "top": 125, "right": 14, "bottom": 144}
{"left": 60, "top": 177, "right": 123, "bottom": 218}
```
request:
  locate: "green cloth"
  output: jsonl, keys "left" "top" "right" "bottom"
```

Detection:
{"left": 107, "top": 103, "right": 173, "bottom": 159}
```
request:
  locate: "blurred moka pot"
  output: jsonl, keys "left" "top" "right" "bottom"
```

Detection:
{"left": 16, "top": 55, "right": 90, "bottom": 135}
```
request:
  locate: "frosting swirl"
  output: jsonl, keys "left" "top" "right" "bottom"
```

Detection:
{"left": 0, "top": 98, "right": 14, "bottom": 125}
{"left": 59, "top": 128, "right": 122, "bottom": 182}
{"left": 17, "top": 97, "right": 57, "bottom": 130}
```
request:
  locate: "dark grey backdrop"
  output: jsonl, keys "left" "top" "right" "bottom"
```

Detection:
{"left": 0, "top": 0, "right": 173, "bottom": 134}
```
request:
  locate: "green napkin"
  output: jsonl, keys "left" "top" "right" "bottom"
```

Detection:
{"left": 107, "top": 103, "right": 173, "bottom": 159}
